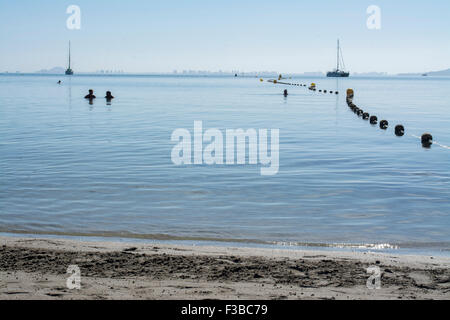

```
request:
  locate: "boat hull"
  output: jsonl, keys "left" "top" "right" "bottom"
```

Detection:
{"left": 327, "top": 71, "right": 349, "bottom": 77}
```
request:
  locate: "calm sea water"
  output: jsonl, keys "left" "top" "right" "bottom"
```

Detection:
{"left": 0, "top": 74, "right": 449, "bottom": 254}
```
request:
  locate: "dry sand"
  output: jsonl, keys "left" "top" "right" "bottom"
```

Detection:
{"left": 0, "top": 236, "right": 449, "bottom": 300}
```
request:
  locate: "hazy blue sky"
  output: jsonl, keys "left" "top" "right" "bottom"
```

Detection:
{"left": 0, "top": 0, "right": 449, "bottom": 73}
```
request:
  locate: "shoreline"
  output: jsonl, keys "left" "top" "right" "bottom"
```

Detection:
{"left": 1, "top": 235, "right": 449, "bottom": 300}
{"left": 1, "top": 231, "right": 449, "bottom": 258}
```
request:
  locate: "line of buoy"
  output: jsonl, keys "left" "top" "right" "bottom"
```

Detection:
{"left": 346, "top": 89, "right": 438, "bottom": 148}
{"left": 262, "top": 81, "right": 446, "bottom": 150}
{"left": 262, "top": 78, "right": 339, "bottom": 95}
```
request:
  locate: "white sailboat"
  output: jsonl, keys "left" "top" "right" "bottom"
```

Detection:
{"left": 327, "top": 39, "right": 349, "bottom": 77}
{"left": 65, "top": 41, "right": 74, "bottom": 75}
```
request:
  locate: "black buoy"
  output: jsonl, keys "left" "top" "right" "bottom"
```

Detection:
{"left": 357, "top": 109, "right": 364, "bottom": 116}
{"left": 324, "top": 90, "right": 327, "bottom": 93}
{"left": 330, "top": 91, "right": 333, "bottom": 94}
{"left": 395, "top": 125, "right": 405, "bottom": 137}
{"left": 421, "top": 133, "right": 433, "bottom": 147}
{"left": 369, "top": 116, "right": 378, "bottom": 125}
{"left": 319, "top": 90, "right": 322, "bottom": 92}
{"left": 335, "top": 91, "right": 339, "bottom": 94}
{"left": 362, "top": 112, "right": 369, "bottom": 120}
{"left": 380, "top": 120, "right": 389, "bottom": 129}
{"left": 353, "top": 107, "right": 359, "bottom": 113}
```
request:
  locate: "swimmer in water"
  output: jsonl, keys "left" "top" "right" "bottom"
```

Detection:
{"left": 105, "top": 91, "right": 114, "bottom": 100}
{"left": 283, "top": 89, "right": 288, "bottom": 97}
{"left": 84, "top": 89, "right": 96, "bottom": 99}
{"left": 57, "top": 80, "right": 61, "bottom": 84}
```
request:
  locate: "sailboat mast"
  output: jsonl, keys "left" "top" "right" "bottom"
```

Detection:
{"left": 68, "top": 41, "right": 71, "bottom": 69}
{"left": 337, "top": 39, "right": 340, "bottom": 71}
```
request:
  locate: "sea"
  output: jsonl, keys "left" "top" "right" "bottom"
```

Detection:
{"left": 0, "top": 73, "right": 449, "bottom": 256}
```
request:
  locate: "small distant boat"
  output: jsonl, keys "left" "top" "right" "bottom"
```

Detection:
{"left": 327, "top": 39, "right": 349, "bottom": 78}
{"left": 65, "top": 41, "right": 73, "bottom": 75}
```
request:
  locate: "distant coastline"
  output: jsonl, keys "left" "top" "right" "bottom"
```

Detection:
{"left": 397, "top": 68, "right": 450, "bottom": 77}
{"left": 1, "top": 68, "right": 450, "bottom": 77}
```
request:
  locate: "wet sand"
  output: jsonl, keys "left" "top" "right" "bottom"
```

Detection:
{"left": 0, "top": 236, "right": 449, "bottom": 300}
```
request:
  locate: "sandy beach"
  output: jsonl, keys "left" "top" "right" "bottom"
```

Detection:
{"left": 0, "top": 236, "right": 449, "bottom": 300}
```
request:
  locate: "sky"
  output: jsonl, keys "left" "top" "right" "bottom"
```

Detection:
{"left": 0, "top": 0, "right": 449, "bottom": 74}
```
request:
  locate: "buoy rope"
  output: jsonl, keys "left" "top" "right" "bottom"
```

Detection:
{"left": 263, "top": 78, "right": 339, "bottom": 95}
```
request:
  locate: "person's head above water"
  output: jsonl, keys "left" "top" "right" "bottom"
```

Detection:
{"left": 105, "top": 91, "right": 114, "bottom": 99}
{"left": 85, "top": 89, "right": 96, "bottom": 99}
{"left": 283, "top": 89, "right": 288, "bottom": 96}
